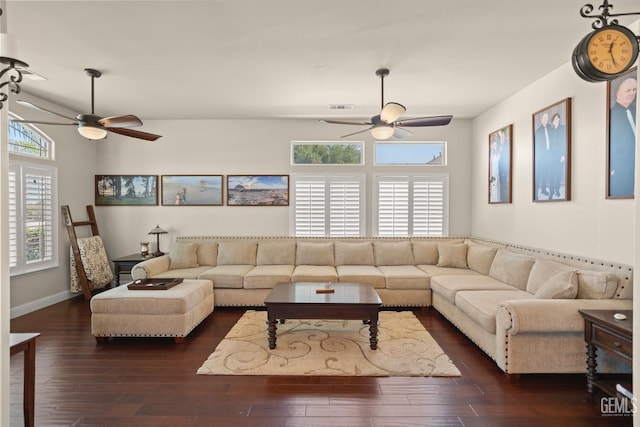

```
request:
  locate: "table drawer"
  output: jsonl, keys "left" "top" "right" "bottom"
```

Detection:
{"left": 593, "top": 325, "right": 632, "bottom": 359}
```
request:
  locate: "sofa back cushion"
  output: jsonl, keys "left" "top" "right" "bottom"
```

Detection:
{"left": 296, "top": 242, "right": 334, "bottom": 266}
{"left": 197, "top": 242, "right": 218, "bottom": 266}
{"left": 217, "top": 240, "right": 258, "bottom": 265}
{"left": 437, "top": 243, "right": 468, "bottom": 268}
{"left": 257, "top": 240, "right": 296, "bottom": 265}
{"left": 412, "top": 241, "right": 439, "bottom": 265}
{"left": 373, "top": 241, "right": 414, "bottom": 266}
{"left": 576, "top": 269, "right": 619, "bottom": 299}
{"left": 488, "top": 249, "right": 535, "bottom": 290}
{"left": 534, "top": 270, "right": 578, "bottom": 299}
{"left": 466, "top": 242, "right": 497, "bottom": 275}
{"left": 335, "top": 241, "right": 374, "bottom": 265}
{"left": 526, "top": 259, "right": 578, "bottom": 295}
{"left": 169, "top": 242, "right": 199, "bottom": 269}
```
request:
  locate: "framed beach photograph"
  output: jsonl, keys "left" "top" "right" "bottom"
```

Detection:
{"left": 488, "top": 124, "right": 512, "bottom": 204}
{"left": 95, "top": 175, "right": 158, "bottom": 206}
{"left": 606, "top": 67, "right": 637, "bottom": 199}
{"left": 226, "top": 175, "right": 290, "bottom": 206}
{"left": 161, "top": 175, "right": 223, "bottom": 206}
{"left": 532, "top": 98, "right": 572, "bottom": 202}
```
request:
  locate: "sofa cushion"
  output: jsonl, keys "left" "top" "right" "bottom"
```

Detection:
{"left": 196, "top": 241, "right": 218, "bottom": 266}
{"left": 151, "top": 266, "right": 211, "bottom": 280}
{"left": 418, "top": 265, "right": 478, "bottom": 277}
{"left": 437, "top": 243, "right": 468, "bottom": 268}
{"left": 377, "top": 265, "right": 429, "bottom": 290}
{"left": 534, "top": 270, "right": 578, "bottom": 299}
{"left": 488, "top": 249, "right": 535, "bottom": 291}
{"left": 576, "top": 269, "right": 619, "bottom": 299}
{"left": 217, "top": 240, "right": 257, "bottom": 265}
{"left": 291, "top": 265, "right": 338, "bottom": 282}
{"left": 466, "top": 242, "right": 497, "bottom": 275}
{"left": 256, "top": 240, "right": 296, "bottom": 265}
{"left": 373, "top": 241, "right": 414, "bottom": 266}
{"left": 336, "top": 265, "right": 385, "bottom": 289}
{"left": 296, "top": 242, "right": 334, "bottom": 266}
{"left": 430, "top": 275, "right": 516, "bottom": 304}
{"left": 169, "top": 242, "right": 199, "bottom": 269}
{"left": 198, "top": 265, "right": 254, "bottom": 288}
{"left": 334, "top": 241, "right": 374, "bottom": 265}
{"left": 411, "top": 241, "right": 439, "bottom": 265}
{"left": 526, "top": 259, "right": 577, "bottom": 295}
{"left": 244, "top": 265, "right": 294, "bottom": 289}
{"left": 455, "top": 289, "right": 534, "bottom": 334}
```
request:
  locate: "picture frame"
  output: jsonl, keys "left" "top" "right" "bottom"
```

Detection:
{"left": 95, "top": 175, "right": 158, "bottom": 206}
{"left": 532, "top": 98, "right": 572, "bottom": 202}
{"left": 161, "top": 175, "right": 223, "bottom": 206}
{"left": 606, "top": 67, "right": 637, "bottom": 199}
{"left": 226, "top": 175, "right": 290, "bottom": 206}
{"left": 488, "top": 124, "right": 512, "bottom": 204}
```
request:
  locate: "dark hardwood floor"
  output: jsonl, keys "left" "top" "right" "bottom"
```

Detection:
{"left": 10, "top": 296, "right": 631, "bottom": 426}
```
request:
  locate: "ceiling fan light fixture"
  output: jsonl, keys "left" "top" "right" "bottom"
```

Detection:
{"left": 380, "top": 102, "right": 406, "bottom": 123}
{"left": 370, "top": 125, "right": 395, "bottom": 140}
{"left": 78, "top": 124, "right": 107, "bottom": 140}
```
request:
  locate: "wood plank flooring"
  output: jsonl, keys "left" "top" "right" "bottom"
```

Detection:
{"left": 9, "top": 296, "right": 632, "bottom": 426}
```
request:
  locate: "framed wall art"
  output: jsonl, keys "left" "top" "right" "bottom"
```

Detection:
{"left": 226, "top": 175, "right": 289, "bottom": 206}
{"left": 488, "top": 124, "right": 512, "bottom": 204}
{"left": 606, "top": 67, "right": 637, "bottom": 199}
{"left": 532, "top": 98, "right": 572, "bottom": 202}
{"left": 95, "top": 175, "right": 158, "bottom": 206}
{"left": 161, "top": 175, "right": 223, "bottom": 206}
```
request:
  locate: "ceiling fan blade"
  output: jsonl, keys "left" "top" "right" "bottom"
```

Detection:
{"left": 380, "top": 102, "right": 406, "bottom": 123}
{"left": 340, "top": 127, "right": 372, "bottom": 138}
{"left": 99, "top": 115, "right": 143, "bottom": 128}
{"left": 10, "top": 119, "right": 77, "bottom": 126}
{"left": 393, "top": 127, "right": 413, "bottom": 139}
{"left": 396, "top": 115, "right": 453, "bottom": 127}
{"left": 320, "top": 119, "right": 372, "bottom": 126}
{"left": 106, "top": 127, "right": 162, "bottom": 141}
{"left": 16, "top": 100, "right": 78, "bottom": 122}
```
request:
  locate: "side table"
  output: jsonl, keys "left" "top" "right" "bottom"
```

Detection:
{"left": 112, "top": 253, "right": 150, "bottom": 284}
{"left": 579, "top": 309, "right": 632, "bottom": 399}
{"left": 10, "top": 333, "right": 40, "bottom": 427}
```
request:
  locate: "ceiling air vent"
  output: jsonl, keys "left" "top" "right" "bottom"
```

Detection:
{"left": 329, "top": 104, "right": 354, "bottom": 110}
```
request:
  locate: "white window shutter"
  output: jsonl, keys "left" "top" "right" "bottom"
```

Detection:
{"left": 8, "top": 168, "right": 18, "bottom": 268}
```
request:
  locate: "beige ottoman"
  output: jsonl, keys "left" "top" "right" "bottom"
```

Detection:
{"left": 90, "top": 279, "right": 214, "bottom": 343}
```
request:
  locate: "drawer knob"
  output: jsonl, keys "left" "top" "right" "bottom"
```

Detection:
{"left": 614, "top": 341, "right": 622, "bottom": 348}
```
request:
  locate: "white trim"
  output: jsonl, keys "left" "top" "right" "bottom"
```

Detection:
{"left": 10, "top": 289, "right": 76, "bottom": 319}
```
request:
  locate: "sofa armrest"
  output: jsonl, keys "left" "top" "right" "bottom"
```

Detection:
{"left": 131, "top": 255, "right": 171, "bottom": 280}
{"left": 497, "top": 298, "right": 633, "bottom": 335}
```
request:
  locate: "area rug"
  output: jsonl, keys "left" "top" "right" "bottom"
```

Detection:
{"left": 197, "top": 310, "right": 460, "bottom": 377}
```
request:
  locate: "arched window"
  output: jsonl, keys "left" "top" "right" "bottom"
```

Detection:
{"left": 8, "top": 113, "right": 53, "bottom": 159}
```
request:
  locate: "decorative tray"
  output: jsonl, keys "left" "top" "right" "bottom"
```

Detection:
{"left": 127, "top": 278, "right": 183, "bottom": 290}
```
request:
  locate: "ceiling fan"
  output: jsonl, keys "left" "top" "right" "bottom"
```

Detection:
{"left": 12, "top": 68, "right": 162, "bottom": 141}
{"left": 321, "top": 68, "right": 452, "bottom": 140}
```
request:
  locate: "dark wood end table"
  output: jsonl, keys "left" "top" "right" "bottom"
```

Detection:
{"left": 10, "top": 332, "right": 40, "bottom": 427}
{"left": 112, "top": 253, "right": 151, "bottom": 284}
{"left": 579, "top": 309, "right": 632, "bottom": 398}
{"left": 264, "top": 282, "right": 382, "bottom": 350}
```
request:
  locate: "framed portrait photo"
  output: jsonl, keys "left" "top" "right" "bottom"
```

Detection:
{"left": 227, "top": 175, "right": 290, "bottom": 206}
{"left": 95, "top": 175, "right": 158, "bottom": 206}
{"left": 161, "top": 175, "right": 223, "bottom": 206}
{"left": 532, "top": 98, "right": 572, "bottom": 202}
{"left": 488, "top": 124, "right": 512, "bottom": 204}
{"left": 606, "top": 67, "right": 637, "bottom": 199}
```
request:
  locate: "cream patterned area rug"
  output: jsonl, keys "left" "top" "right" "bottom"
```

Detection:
{"left": 197, "top": 310, "right": 460, "bottom": 377}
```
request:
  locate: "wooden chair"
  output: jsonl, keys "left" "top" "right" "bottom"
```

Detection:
{"left": 61, "top": 205, "right": 112, "bottom": 300}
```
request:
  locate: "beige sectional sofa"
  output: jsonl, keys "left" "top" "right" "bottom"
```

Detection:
{"left": 130, "top": 236, "right": 632, "bottom": 375}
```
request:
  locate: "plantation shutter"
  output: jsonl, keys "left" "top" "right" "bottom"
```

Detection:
{"left": 378, "top": 179, "right": 409, "bottom": 236}
{"left": 294, "top": 177, "right": 326, "bottom": 236}
{"left": 8, "top": 167, "right": 18, "bottom": 268}
{"left": 329, "top": 179, "right": 362, "bottom": 236}
{"left": 412, "top": 178, "right": 445, "bottom": 236}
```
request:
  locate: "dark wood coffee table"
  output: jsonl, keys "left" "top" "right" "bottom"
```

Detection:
{"left": 264, "top": 282, "right": 382, "bottom": 350}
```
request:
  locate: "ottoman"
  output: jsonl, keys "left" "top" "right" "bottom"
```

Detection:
{"left": 90, "top": 279, "right": 214, "bottom": 343}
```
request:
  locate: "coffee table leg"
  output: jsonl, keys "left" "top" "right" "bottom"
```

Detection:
{"left": 369, "top": 314, "right": 379, "bottom": 350}
{"left": 267, "top": 318, "right": 277, "bottom": 349}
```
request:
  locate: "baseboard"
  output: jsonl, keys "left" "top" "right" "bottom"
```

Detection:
{"left": 10, "top": 290, "right": 76, "bottom": 319}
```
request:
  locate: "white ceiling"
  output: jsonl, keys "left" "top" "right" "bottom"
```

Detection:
{"left": 4, "top": 0, "right": 640, "bottom": 124}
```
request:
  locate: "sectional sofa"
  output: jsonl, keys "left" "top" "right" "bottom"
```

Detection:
{"left": 130, "top": 236, "right": 632, "bottom": 375}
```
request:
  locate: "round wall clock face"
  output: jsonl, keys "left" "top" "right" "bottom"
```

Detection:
{"left": 587, "top": 27, "right": 638, "bottom": 75}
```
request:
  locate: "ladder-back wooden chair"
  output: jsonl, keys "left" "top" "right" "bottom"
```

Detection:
{"left": 62, "top": 205, "right": 113, "bottom": 300}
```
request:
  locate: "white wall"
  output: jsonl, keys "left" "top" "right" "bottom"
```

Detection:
{"left": 472, "top": 62, "right": 639, "bottom": 265}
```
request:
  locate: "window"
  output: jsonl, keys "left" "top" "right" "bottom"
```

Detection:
{"left": 291, "top": 174, "right": 364, "bottom": 236}
{"left": 291, "top": 141, "right": 364, "bottom": 165}
{"left": 8, "top": 117, "right": 58, "bottom": 276}
{"left": 374, "top": 174, "right": 448, "bottom": 237}
{"left": 374, "top": 141, "right": 446, "bottom": 165}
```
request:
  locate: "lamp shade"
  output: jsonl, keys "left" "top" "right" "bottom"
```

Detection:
{"left": 78, "top": 124, "right": 107, "bottom": 140}
{"left": 370, "top": 125, "right": 395, "bottom": 140}
{"left": 148, "top": 225, "right": 168, "bottom": 235}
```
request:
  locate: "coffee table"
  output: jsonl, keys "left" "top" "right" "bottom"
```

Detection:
{"left": 264, "top": 282, "right": 382, "bottom": 350}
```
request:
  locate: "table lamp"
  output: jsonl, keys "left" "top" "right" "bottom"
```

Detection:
{"left": 148, "top": 225, "right": 168, "bottom": 257}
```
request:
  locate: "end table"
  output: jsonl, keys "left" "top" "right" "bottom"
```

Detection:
{"left": 112, "top": 253, "right": 150, "bottom": 284}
